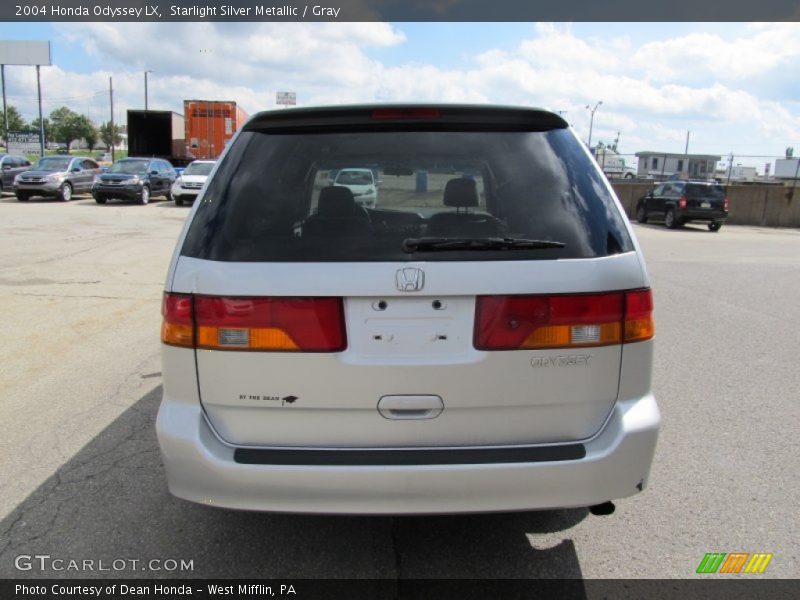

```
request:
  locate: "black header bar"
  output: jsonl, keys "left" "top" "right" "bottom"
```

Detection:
{"left": 3, "top": 0, "right": 799, "bottom": 22}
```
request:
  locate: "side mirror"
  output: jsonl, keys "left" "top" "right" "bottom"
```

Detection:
{"left": 150, "top": 170, "right": 159, "bottom": 175}
{"left": 71, "top": 167, "right": 81, "bottom": 173}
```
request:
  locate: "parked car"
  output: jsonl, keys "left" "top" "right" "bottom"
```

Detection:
{"left": 635, "top": 180, "right": 728, "bottom": 231}
{"left": 171, "top": 160, "right": 215, "bottom": 206}
{"left": 92, "top": 157, "right": 176, "bottom": 205}
{"left": 332, "top": 167, "right": 379, "bottom": 208}
{"left": 0, "top": 154, "right": 33, "bottom": 195}
{"left": 94, "top": 151, "right": 113, "bottom": 163}
{"left": 14, "top": 155, "right": 102, "bottom": 201}
{"left": 157, "top": 104, "right": 660, "bottom": 514}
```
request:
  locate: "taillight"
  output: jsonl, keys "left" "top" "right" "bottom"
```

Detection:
{"left": 474, "top": 290, "right": 654, "bottom": 351}
{"left": 723, "top": 197, "right": 729, "bottom": 211}
{"left": 161, "top": 293, "right": 346, "bottom": 352}
{"left": 623, "top": 289, "right": 655, "bottom": 343}
{"left": 679, "top": 195, "right": 688, "bottom": 209}
{"left": 161, "top": 293, "right": 194, "bottom": 348}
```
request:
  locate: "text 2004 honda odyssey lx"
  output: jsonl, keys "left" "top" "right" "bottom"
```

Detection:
{"left": 157, "top": 105, "right": 660, "bottom": 514}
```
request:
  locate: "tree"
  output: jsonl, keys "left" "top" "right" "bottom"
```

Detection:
{"left": 78, "top": 116, "right": 98, "bottom": 151}
{"left": 28, "top": 117, "right": 52, "bottom": 142}
{"left": 0, "top": 105, "right": 26, "bottom": 134}
{"left": 99, "top": 121, "right": 122, "bottom": 149}
{"left": 49, "top": 106, "right": 81, "bottom": 147}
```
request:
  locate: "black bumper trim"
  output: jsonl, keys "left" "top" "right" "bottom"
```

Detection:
{"left": 233, "top": 444, "right": 586, "bottom": 466}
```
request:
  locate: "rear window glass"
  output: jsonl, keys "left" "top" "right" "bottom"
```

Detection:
{"left": 181, "top": 128, "right": 634, "bottom": 262}
{"left": 686, "top": 184, "right": 725, "bottom": 199}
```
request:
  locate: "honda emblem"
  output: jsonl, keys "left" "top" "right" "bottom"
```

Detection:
{"left": 395, "top": 267, "right": 425, "bottom": 292}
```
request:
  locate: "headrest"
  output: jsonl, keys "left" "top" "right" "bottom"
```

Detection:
{"left": 318, "top": 186, "right": 358, "bottom": 216}
{"left": 443, "top": 177, "right": 479, "bottom": 208}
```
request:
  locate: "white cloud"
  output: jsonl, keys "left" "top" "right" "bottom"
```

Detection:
{"left": 2, "top": 22, "right": 799, "bottom": 158}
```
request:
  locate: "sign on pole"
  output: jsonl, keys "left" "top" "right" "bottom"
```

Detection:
{"left": 7, "top": 131, "right": 42, "bottom": 156}
{"left": 276, "top": 92, "right": 296, "bottom": 106}
{"left": 0, "top": 41, "right": 52, "bottom": 66}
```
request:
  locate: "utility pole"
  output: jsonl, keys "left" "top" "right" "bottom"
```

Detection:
{"left": 683, "top": 131, "right": 690, "bottom": 177}
{"left": 109, "top": 76, "right": 115, "bottom": 163}
{"left": 144, "top": 70, "right": 152, "bottom": 110}
{"left": 1, "top": 64, "right": 7, "bottom": 147}
{"left": 585, "top": 100, "right": 602, "bottom": 154}
{"left": 726, "top": 152, "right": 734, "bottom": 186}
{"left": 36, "top": 65, "right": 44, "bottom": 156}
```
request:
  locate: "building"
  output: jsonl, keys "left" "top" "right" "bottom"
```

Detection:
{"left": 635, "top": 152, "right": 721, "bottom": 180}
{"left": 774, "top": 158, "right": 800, "bottom": 180}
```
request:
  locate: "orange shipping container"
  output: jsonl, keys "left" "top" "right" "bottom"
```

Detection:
{"left": 184, "top": 100, "right": 250, "bottom": 160}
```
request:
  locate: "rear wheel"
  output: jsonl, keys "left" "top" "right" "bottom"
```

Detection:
{"left": 708, "top": 221, "right": 722, "bottom": 232}
{"left": 635, "top": 204, "right": 648, "bottom": 223}
{"left": 140, "top": 186, "right": 150, "bottom": 205}
{"left": 16, "top": 193, "right": 29, "bottom": 201}
{"left": 665, "top": 208, "right": 679, "bottom": 229}
{"left": 58, "top": 182, "right": 73, "bottom": 202}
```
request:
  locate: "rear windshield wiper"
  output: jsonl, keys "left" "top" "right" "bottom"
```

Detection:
{"left": 402, "top": 237, "right": 566, "bottom": 253}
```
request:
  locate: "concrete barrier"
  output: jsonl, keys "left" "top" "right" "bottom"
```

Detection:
{"left": 610, "top": 182, "right": 800, "bottom": 228}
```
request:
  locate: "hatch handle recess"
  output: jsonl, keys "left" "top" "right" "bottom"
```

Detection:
{"left": 378, "top": 395, "right": 443, "bottom": 420}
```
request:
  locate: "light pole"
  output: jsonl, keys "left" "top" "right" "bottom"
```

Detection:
{"left": 144, "top": 70, "right": 153, "bottom": 110}
{"left": 585, "top": 100, "right": 602, "bottom": 153}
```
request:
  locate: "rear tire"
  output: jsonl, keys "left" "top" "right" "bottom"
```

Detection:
{"left": 708, "top": 221, "right": 722, "bottom": 232}
{"left": 665, "top": 208, "right": 679, "bottom": 229}
{"left": 16, "top": 193, "right": 29, "bottom": 201}
{"left": 140, "top": 186, "right": 150, "bottom": 205}
{"left": 58, "top": 182, "right": 73, "bottom": 202}
{"left": 636, "top": 204, "right": 648, "bottom": 223}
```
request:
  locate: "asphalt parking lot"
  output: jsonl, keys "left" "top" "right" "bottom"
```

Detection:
{"left": 0, "top": 192, "right": 798, "bottom": 580}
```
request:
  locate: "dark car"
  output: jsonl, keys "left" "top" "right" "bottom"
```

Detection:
{"left": 14, "top": 155, "right": 102, "bottom": 201}
{"left": 92, "top": 157, "right": 176, "bottom": 205}
{"left": 635, "top": 180, "right": 728, "bottom": 231}
{"left": 0, "top": 154, "right": 33, "bottom": 194}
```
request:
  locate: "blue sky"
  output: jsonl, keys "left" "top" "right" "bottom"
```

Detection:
{"left": 1, "top": 21, "right": 799, "bottom": 169}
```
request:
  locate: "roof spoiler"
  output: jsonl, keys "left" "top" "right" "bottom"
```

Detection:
{"left": 244, "top": 104, "right": 568, "bottom": 133}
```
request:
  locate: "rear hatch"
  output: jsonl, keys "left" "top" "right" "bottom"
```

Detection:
{"left": 685, "top": 183, "right": 726, "bottom": 212}
{"left": 168, "top": 105, "right": 649, "bottom": 448}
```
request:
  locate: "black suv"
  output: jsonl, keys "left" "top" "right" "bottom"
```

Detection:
{"left": 92, "top": 157, "right": 176, "bottom": 205}
{"left": 636, "top": 181, "right": 728, "bottom": 231}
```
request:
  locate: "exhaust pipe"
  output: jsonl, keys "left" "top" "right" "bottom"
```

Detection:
{"left": 589, "top": 501, "right": 616, "bottom": 516}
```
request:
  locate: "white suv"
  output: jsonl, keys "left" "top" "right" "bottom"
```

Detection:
{"left": 157, "top": 105, "right": 660, "bottom": 514}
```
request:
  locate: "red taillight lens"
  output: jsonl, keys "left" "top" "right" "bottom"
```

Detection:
{"left": 161, "top": 294, "right": 346, "bottom": 352}
{"left": 623, "top": 288, "right": 655, "bottom": 343}
{"left": 723, "top": 197, "right": 729, "bottom": 211}
{"left": 474, "top": 290, "right": 654, "bottom": 350}
{"left": 161, "top": 293, "right": 194, "bottom": 348}
{"left": 371, "top": 108, "right": 440, "bottom": 120}
{"left": 679, "top": 195, "right": 688, "bottom": 209}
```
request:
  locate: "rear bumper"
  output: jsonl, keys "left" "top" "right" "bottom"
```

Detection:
{"left": 679, "top": 209, "right": 727, "bottom": 222}
{"left": 156, "top": 392, "right": 660, "bottom": 514}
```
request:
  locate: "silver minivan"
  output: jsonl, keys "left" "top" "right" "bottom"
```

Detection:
{"left": 157, "top": 105, "right": 660, "bottom": 514}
